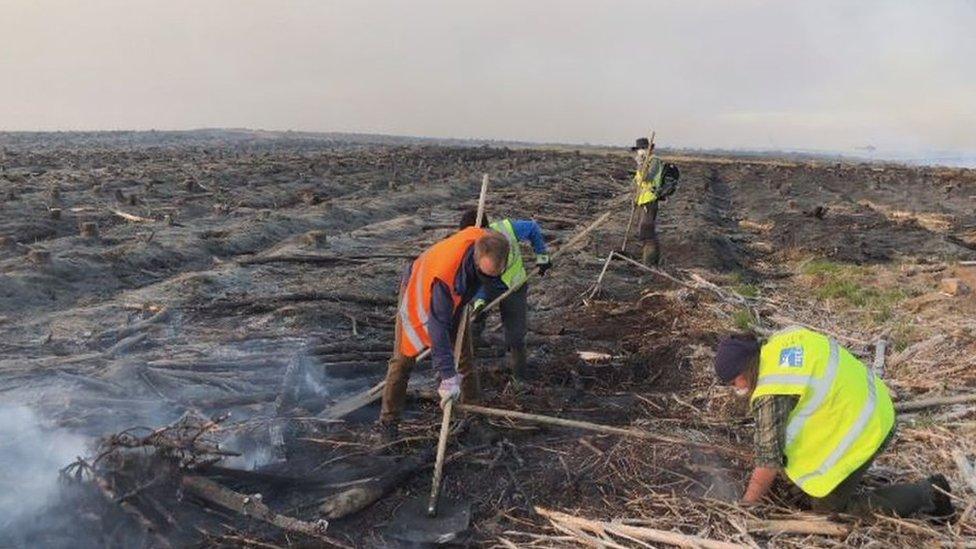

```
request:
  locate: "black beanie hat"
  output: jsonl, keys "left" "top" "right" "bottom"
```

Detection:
{"left": 714, "top": 335, "right": 760, "bottom": 383}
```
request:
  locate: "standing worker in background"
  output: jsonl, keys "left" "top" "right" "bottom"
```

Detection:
{"left": 713, "top": 328, "right": 954, "bottom": 519}
{"left": 630, "top": 137, "right": 679, "bottom": 266}
{"left": 377, "top": 227, "right": 509, "bottom": 442}
{"left": 458, "top": 209, "right": 552, "bottom": 381}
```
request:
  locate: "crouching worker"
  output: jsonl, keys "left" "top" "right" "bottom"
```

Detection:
{"left": 377, "top": 227, "right": 509, "bottom": 443}
{"left": 458, "top": 209, "right": 551, "bottom": 381}
{"left": 714, "top": 328, "right": 954, "bottom": 519}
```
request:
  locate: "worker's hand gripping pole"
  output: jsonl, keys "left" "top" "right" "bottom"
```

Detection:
{"left": 621, "top": 130, "right": 655, "bottom": 252}
{"left": 427, "top": 174, "right": 489, "bottom": 517}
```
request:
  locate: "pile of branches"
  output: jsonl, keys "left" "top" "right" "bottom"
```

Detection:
{"left": 56, "top": 412, "right": 344, "bottom": 548}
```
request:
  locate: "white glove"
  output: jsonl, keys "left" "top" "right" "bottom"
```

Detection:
{"left": 438, "top": 374, "right": 462, "bottom": 407}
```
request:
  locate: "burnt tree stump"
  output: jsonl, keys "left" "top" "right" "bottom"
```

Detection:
{"left": 80, "top": 221, "right": 99, "bottom": 239}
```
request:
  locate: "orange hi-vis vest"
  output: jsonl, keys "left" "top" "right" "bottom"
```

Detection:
{"left": 397, "top": 226, "right": 487, "bottom": 357}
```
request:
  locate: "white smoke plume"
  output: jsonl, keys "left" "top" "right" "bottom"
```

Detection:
{"left": 0, "top": 405, "right": 89, "bottom": 532}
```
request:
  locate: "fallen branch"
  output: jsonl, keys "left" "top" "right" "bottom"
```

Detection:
{"left": 110, "top": 208, "right": 154, "bottom": 223}
{"left": 746, "top": 518, "right": 850, "bottom": 537}
{"left": 317, "top": 448, "right": 435, "bottom": 519}
{"left": 895, "top": 392, "right": 976, "bottom": 412}
{"left": 536, "top": 507, "right": 741, "bottom": 549}
{"left": 182, "top": 475, "right": 347, "bottom": 547}
{"left": 97, "top": 307, "right": 171, "bottom": 343}
{"left": 238, "top": 255, "right": 368, "bottom": 266}
{"left": 457, "top": 403, "right": 745, "bottom": 458}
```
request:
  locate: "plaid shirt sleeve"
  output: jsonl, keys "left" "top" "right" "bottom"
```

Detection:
{"left": 751, "top": 395, "right": 799, "bottom": 468}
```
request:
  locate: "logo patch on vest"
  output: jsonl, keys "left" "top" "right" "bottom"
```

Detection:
{"left": 779, "top": 347, "right": 804, "bottom": 368}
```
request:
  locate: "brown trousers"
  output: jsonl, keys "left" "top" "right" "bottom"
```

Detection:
{"left": 379, "top": 305, "right": 478, "bottom": 424}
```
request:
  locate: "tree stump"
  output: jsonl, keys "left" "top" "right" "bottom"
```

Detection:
{"left": 49, "top": 208, "right": 62, "bottom": 220}
{"left": 302, "top": 230, "right": 327, "bottom": 248}
{"left": 80, "top": 221, "right": 99, "bottom": 240}
{"left": 300, "top": 188, "right": 320, "bottom": 205}
{"left": 28, "top": 248, "right": 51, "bottom": 265}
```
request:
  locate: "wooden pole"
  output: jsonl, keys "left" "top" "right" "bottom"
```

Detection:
{"left": 427, "top": 398, "right": 454, "bottom": 516}
{"left": 457, "top": 403, "right": 744, "bottom": 457}
{"left": 475, "top": 173, "right": 489, "bottom": 227}
{"left": 895, "top": 392, "right": 976, "bottom": 412}
{"left": 428, "top": 174, "right": 489, "bottom": 517}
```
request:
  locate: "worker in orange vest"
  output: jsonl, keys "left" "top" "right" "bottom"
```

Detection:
{"left": 378, "top": 227, "right": 510, "bottom": 442}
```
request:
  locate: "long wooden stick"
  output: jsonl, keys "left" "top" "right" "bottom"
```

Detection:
{"left": 621, "top": 130, "right": 655, "bottom": 251}
{"left": 621, "top": 201, "right": 639, "bottom": 252}
{"left": 428, "top": 174, "right": 489, "bottom": 517}
{"left": 746, "top": 518, "right": 850, "bottom": 537}
{"left": 456, "top": 403, "right": 744, "bottom": 458}
{"left": 427, "top": 398, "right": 454, "bottom": 517}
{"left": 476, "top": 173, "right": 489, "bottom": 227}
{"left": 895, "top": 392, "right": 976, "bottom": 412}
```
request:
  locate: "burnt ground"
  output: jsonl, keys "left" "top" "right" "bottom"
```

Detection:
{"left": 1, "top": 130, "right": 975, "bottom": 548}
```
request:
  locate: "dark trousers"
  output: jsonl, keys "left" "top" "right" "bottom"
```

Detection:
{"left": 637, "top": 201, "right": 659, "bottom": 265}
{"left": 810, "top": 433, "right": 935, "bottom": 517}
{"left": 379, "top": 298, "right": 478, "bottom": 424}
{"left": 473, "top": 285, "right": 527, "bottom": 351}
{"left": 473, "top": 285, "right": 528, "bottom": 375}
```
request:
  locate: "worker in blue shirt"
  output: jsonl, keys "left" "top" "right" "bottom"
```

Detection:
{"left": 458, "top": 209, "right": 551, "bottom": 380}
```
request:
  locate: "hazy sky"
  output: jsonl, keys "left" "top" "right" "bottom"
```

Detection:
{"left": 1, "top": 0, "right": 974, "bottom": 153}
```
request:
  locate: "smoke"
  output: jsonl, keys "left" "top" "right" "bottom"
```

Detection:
{"left": 0, "top": 405, "right": 90, "bottom": 533}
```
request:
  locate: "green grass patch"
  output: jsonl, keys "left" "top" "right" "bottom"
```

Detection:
{"left": 733, "top": 309, "right": 755, "bottom": 331}
{"left": 732, "top": 283, "right": 760, "bottom": 299}
{"left": 800, "top": 258, "right": 907, "bottom": 323}
{"left": 800, "top": 258, "right": 847, "bottom": 276}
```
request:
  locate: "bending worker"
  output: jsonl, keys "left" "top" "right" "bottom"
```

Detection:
{"left": 378, "top": 226, "right": 509, "bottom": 442}
{"left": 713, "top": 328, "right": 953, "bottom": 518}
{"left": 630, "top": 137, "right": 679, "bottom": 266}
{"left": 459, "top": 209, "right": 551, "bottom": 380}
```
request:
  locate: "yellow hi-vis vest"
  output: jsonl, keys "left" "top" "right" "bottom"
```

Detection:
{"left": 750, "top": 327, "right": 895, "bottom": 498}
{"left": 634, "top": 156, "right": 663, "bottom": 205}
{"left": 490, "top": 219, "right": 527, "bottom": 289}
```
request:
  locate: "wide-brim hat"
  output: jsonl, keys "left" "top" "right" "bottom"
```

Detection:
{"left": 630, "top": 137, "right": 650, "bottom": 151}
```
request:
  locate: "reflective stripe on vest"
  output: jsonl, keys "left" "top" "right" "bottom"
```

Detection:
{"left": 490, "top": 219, "right": 527, "bottom": 289}
{"left": 750, "top": 327, "right": 895, "bottom": 497}
{"left": 397, "top": 227, "right": 487, "bottom": 357}
{"left": 634, "top": 156, "right": 663, "bottom": 205}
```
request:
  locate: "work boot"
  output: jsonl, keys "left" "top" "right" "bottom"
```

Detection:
{"left": 927, "top": 474, "right": 955, "bottom": 521}
{"left": 641, "top": 243, "right": 660, "bottom": 266}
{"left": 508, "top": 346, "right": 530, "bottom": 381}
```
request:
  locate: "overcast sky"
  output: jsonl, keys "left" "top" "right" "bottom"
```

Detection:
{"left": 1, "top": 0, "right": 974, "bottom": 154}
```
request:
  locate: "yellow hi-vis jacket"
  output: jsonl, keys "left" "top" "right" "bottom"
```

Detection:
{"left": 634, "top": 156, "right": 663, "bottom": 205}
{"left": 750, "top": 327, "right": 895, "bottom": 498}
{"left": 489, "top": 219, "right": 527, "bottom": 289}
